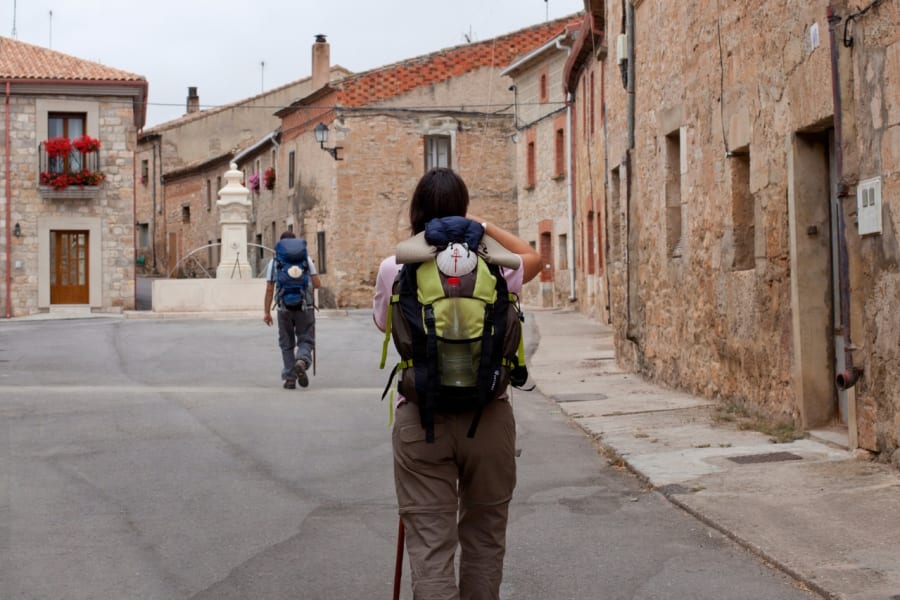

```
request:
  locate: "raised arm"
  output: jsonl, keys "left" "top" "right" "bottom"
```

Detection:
{"left": 467, "top": 216, "right": 541, "bottom": 283}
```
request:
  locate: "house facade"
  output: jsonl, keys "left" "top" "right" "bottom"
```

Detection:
{"left": 502, "top": 26, "right": 581, "bottom": 309}
{"left": 273, "top": 17, "right": 582, "bottom": 308}
{"left": 134, "top": 57, "right": 351, "bottom": 279}
{"left": 0, "top": 37, "right": 147, "bottom": 317}
{"left": 564, "top": 0, "right": 899, "bottom": 458}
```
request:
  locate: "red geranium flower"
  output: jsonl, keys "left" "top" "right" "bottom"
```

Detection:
{"left": 72, "top": 135, "right": 102, "bottom": 154}
{"left": 44, "top": 137, "right": 73, "bottom": 158}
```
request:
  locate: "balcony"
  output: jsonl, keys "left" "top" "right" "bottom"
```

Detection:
{"left": 38, "top": 137, "right": 105, "bottom": 200}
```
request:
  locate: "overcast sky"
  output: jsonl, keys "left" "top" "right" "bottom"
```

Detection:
{"left": 8, "top": 0, "right": 584, "bottom": 128}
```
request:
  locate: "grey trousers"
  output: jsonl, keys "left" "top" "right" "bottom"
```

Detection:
{"left": 392, "top": 398, "right": 516, "bottom": 600}
{"left": 276, "top": 307, "right": 315, "bottom": 381}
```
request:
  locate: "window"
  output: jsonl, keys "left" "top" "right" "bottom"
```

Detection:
{"left": 526, "top": 141, "right": 536, "bottom": 188}
{"left": 256, "top": 234, "right": 264, "bottom": 262}
{"left": 665, "top": 128, "right": 684, "bottom": 258}
{"left": 425, "top": 135, "right": 451, "bottom": 170}
{"left": 587, "top": 211, "right": 595, "bottom": 275}
{"left": 610, "top": 166, "right": 622, "bottom": 260}
{"left": 141, "top": 160, "right": 149, "bottom": 185}
{"left": 558, "top": 233, "right": 568, "bottom": 270}
{"left": 539, "top": 73, "right": 548, "bottom": 103}
{"left": 540, "top": 232, "right": 552, "bottom": 282}
{"left": 182, "top": 205, "right": 190, "bottom": 224}
{"left": 317, "top": 231, "right": 327, "bottom": 274}
{"left": 137, "top": 223, "right": 150, "bottom": 248}
{"left": 206, "top": 179, "right": 212, "bottom": 211}
{"left": 288, "top": 151, "right": 296, "bottom": 188}
{"left": 730, "top": 151, "right": 754, "bottom": 270}
{"left": 47, "top": 112, "right": 85, "bottom": 173}
{"left": 554, "top": 129, "right": 565, "bottom": 177}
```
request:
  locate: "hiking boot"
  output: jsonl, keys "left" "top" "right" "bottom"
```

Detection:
{"left": 283, "top": 379, "right": 296, "bottom": 389}
{"left": 294, "top": 359, "right": 309, "bottom": 388}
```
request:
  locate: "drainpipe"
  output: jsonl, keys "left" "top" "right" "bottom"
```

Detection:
{"left": 602, "top": 61, "right": 612, "bottom": 322}
{"left": 624, "top": 0, "right": 638, "bottom": 343}
{"left": 827, "top": 6, "right": 862, "bottom": 390}
{"left": 152, "top": 138, "right": 160, "bottom": 272}
{"left": 557, "top": 37, "right": 576, "bottom": 302}
{"left": 4, "top": 82, "right": 12, "bottom": 318}
{"left": 565, "top": 92, "right": 576, "bottom": 302}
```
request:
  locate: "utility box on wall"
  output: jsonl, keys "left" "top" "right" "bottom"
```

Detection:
{"left": 856, "top": 177, "right": 882, "bottom": 236}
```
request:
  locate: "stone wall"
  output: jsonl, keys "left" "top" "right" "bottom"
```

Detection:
{"left": 577, "top": 0, "right": 899, "bottom": 455}
{"left": 276, "top": 107, "right": 516, "bottom": 309}
{"left": 3, "top": 94, "right": 136, "bottom": 316}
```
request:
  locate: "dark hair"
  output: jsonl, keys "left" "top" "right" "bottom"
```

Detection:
{"left": 409, "top": 168, "right": 469, "bottom": 234}
{"left": 279, "top": 231, "right": 296, "bottom": 240}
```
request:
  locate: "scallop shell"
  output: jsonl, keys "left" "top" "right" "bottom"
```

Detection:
{"left": 287, "top": 265, "right": 304, "bottom": 278}
{"left": 436, "top": 242, "right": 477, "bottom": 276}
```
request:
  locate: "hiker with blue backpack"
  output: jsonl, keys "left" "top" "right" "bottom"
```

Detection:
{"left": 263, "top": 231, "right": 321, "bottom": 389}
{"left": 374, "top": 168, "right": 540, "bottom": 600}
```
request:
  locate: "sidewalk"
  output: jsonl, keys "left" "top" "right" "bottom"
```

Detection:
{"left": 527, "top": 307, "right": 900, "bottom": 600}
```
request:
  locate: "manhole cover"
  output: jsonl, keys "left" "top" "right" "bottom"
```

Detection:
{"left": 727, "top": 451, "right": 803, "bottom": 464}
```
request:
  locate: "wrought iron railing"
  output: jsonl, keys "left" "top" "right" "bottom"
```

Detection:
{"left": 38, "top": 142, "right": 103, "bottom": 189}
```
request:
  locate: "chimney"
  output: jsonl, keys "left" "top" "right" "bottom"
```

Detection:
{"left": 311, "top": 34, "right": 330, "bottom": 90}
{"left": 186, "top": 86, "right": 199, "bottom": 114}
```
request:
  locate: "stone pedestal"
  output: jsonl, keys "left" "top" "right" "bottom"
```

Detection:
{"left": 215, "top": 162, "right": 254, "bottom": 279}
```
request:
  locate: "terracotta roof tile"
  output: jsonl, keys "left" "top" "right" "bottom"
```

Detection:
{"left": 0, "top": 36, "right": 145, "bottom": 82}
{"left": 334, "top": 14, "right": 582, "bottom": 108}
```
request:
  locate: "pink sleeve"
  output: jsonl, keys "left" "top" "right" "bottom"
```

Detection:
{"left": 501, "top": 256, "right": 525, "bottom": 294}
{"left": 373, "top": 256, "right": 400, "bottom": 332}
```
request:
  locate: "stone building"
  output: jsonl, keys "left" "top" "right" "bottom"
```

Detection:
{"left": 273, "top": 17, "right": 582, "bottom": 308}
{"left": 0, "top": 37, "right": 147, "bottom": 317}
{"left": 502, "top": 24, "right": 581, "bottom": 308}
{"left": 563, "top": 0, "right": 899, "bottom": 458}
{"left": 135, "top": 61, "right": 351, "bottom": 278}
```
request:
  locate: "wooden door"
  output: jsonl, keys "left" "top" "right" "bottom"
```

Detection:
{"left": 50, "top": 230, "right": 89, "bottom": 304}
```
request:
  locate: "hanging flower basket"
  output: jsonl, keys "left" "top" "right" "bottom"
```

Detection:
{"left": 72, "top": 135, "right": 102, "bottom": 154}
{"left": 264, "top": 167, "right": 276, "bottom": 190}
{"left": 40, "top": 169, "right": 106, "bottom": 189}
{"left": 44, "top": 137, "right": 73, "bottom": 158}
{"left": 248, "top": 173, "right": 261, "bottom": 194}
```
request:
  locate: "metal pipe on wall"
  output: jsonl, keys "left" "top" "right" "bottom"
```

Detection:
{"left": 4, "top": 81, "right": 12, "bottom": 318}
{"left": 827, "top": 5, "right": 862, "bottom": 390}
{"left": 566, "top": 92, "right": 576, "bottom": 301}
{"left": 624, "top": 0, "right": 639, "bottom": 343}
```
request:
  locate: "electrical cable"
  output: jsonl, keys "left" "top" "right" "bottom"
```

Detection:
{"left": 716, "top": 0, "right": 731, "bottom": 156}
{"left": 842, "top": 0, "right": 886, "bottom": 48}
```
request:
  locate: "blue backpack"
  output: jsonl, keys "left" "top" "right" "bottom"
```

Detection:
{"left": 274, "top": 238, "right": 310, "bottom": 309}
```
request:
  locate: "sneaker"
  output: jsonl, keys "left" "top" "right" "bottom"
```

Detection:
{"left": 294, "top": 359, "right": 309, "bottom": 388}
{"left": 283, "top": 379, "right": 296, "bottom": 389}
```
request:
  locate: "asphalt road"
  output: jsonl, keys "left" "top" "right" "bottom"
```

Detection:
{"left": 0, "top": 312, "right": 822, "bottom": 599}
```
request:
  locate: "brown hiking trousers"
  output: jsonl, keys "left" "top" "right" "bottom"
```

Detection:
{"left": 392, "top": 398, "right": 517, "bottom": 600}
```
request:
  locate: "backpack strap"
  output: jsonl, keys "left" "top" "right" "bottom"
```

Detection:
{"left": 466, "top": 261, "right": 508, "bottom": 438}
{"left": 379, "top": 292, "right": 399, "bottom": 369}
{"left": 395, "top": 264, "right": 441, "bottom": 443}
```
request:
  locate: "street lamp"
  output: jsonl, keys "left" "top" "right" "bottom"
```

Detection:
{"left": 314, "top": 122, "right": 343, "bottom": 161}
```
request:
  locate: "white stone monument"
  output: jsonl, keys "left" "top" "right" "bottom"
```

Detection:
{"left": 215, "top": 162, "right": 254, "bottom": 279}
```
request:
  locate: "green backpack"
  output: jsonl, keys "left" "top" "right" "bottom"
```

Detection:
{"left": 379, "top": 254, "right": 529, "bottom": 443}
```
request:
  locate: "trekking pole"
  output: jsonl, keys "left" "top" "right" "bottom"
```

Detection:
{"left": 393, "top": 517, "right": 405, "bottom": 600}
